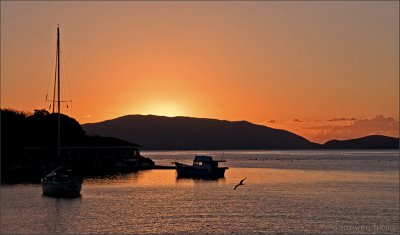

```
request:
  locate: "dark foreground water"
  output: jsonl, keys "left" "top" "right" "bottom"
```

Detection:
{"left": 1, "top": 150, "right": 399, "bottom": 234}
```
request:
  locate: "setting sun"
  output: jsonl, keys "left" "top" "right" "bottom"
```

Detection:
{"left": 138, "top": 100, "right": 186, "bottom": 117}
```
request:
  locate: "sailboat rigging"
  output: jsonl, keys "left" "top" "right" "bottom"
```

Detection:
{"left": 45, "top": 26, "right": 72, "bottom": 117}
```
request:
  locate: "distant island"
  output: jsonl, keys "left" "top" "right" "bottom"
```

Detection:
{"left": 82, "top": 114, "right": 399, "bottom": 150}
{"left": 323, "top": 135, "right": 399, "bottom": 149}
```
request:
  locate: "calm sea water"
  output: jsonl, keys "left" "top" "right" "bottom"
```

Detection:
{"left": 1, "top": 150, "right": 399, "bottom": 234}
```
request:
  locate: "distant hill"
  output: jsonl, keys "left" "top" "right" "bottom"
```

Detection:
{"left": 82, "top": 115, "right": 400, "bottom": 150}
{"left": 82, "top": 115, "right": 319, "bottom": 150}
{"left": 323, "top": 135, "right": 399, "bottom": 149}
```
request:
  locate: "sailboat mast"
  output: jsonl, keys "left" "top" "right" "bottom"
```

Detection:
{"left": 57, "top": 26, "right": 61, "bottom": 159}
{"left": 57, "top": 27, "right": 61, "bottom": 115}
{"left": 52, "top": 59, "right": 56, "bottom": 113}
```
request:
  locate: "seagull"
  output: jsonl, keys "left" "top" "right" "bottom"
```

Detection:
{"left": 234, "top": 178, "right": 247, "bottom": 190}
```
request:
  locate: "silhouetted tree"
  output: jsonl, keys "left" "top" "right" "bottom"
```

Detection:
{"left": 33, "top": 109, "right": 50, "bottom": 116}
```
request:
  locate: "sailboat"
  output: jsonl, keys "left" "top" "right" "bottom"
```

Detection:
{"left": 41, "top": 26, "right": 82, "bottom": 197}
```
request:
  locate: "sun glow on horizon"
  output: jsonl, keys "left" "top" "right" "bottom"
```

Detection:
{"left": 136, "top": 101, "right": 187, "bottom": 118}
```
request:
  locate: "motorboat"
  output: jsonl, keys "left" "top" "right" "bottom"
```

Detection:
{"left": 173, "top": 155, "right": 228, "bottom": 178}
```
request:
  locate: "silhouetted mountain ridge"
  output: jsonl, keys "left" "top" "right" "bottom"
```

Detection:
{"left": 82, "top": 114, "right": 318, "bottom": 150}
{"left": 82, "top": 115, "right": 399, "bottom": 150}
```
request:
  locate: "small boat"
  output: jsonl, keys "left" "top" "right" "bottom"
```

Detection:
{"left": 173, "top": 155, "right": 228, "bottom": 178}
{"left": 41, "top": 26, "right": 82, "bottom": 197}
{"left": 41, "top": 166, "right": 82, "bottom": 197}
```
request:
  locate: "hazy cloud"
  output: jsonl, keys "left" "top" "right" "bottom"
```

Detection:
{"left": 81, "top": 114, "right": 92, "bottom": 118}
{"left": 263, "top": 115, "right": 398, "bottom": 144}
{"left": 327, "top": 117, "right": 356, "bottom": 122}
{"left": 310, "top": 115, "right": 399, "bottom": 143}
{"left": 305, "top": 125, "right": 334, "bottom": 130}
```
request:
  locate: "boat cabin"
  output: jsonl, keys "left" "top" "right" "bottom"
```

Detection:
{"left": 193, "top": 155, "right": 226, "bottom": 168}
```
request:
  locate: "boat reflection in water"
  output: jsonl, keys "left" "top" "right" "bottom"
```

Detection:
{"left": 173, "top": 155, "right": 228, "bottom": 179}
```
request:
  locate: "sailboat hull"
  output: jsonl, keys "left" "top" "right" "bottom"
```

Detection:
{"left": 42, "top": 179, "right": 82, "bottom": 197}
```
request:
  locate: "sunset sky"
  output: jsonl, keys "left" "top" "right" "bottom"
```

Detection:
{"left": 1, "top": 1, "right": 399, "bottom": 143}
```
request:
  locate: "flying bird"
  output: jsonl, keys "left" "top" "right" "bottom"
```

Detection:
{"left": 234, "top": 178, "right": 247, "bottom": 190}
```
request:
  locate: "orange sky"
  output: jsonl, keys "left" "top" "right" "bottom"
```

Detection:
{"left": 1, "top": 1, "right": 399, "bottom": 143}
